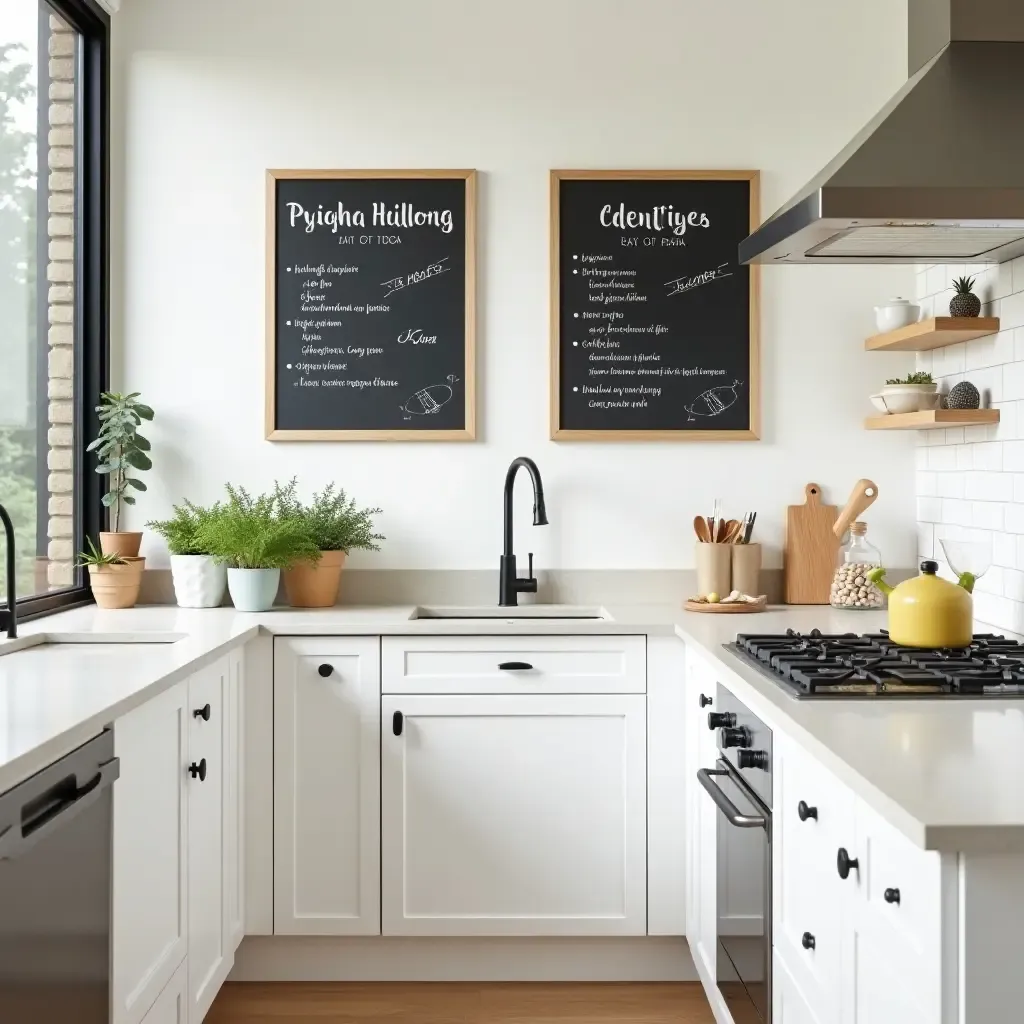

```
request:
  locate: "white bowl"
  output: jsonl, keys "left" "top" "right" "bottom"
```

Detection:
{"left": 869, "top": 393, "right": 890, "bottom": 414}
{"left": 875, "top": 385, "right": 939, "bottom": 414}
{"left": 874, "top": 298, "right": 921, "bottom": 333}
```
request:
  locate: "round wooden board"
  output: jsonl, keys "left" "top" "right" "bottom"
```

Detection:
{"left": 684, "top": 596, "right": 767, "bottom": 614}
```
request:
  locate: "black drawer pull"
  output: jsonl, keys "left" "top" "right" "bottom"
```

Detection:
{"left": 193, "top": 703, "right": 211, "bottom": 721}
{"left": 188, "top": 758, "right": 207, "bottom": 782}
{"left": 837, "top": 847, "right": 859, "bottom": 880}
{"left": 393, "top": 711, "right": 404, "bottom": 736}
{"left": 699, "top": 693, "right": 712, "bottom": 708}
{"left": 801, "top": 931, "right": 815, "bottom": 950}
{"left": 498, "top": 661, "right": 533, "bottom": 671}
{"left": 318, "top": 663, "right": 333, "bottom": 677}
{"left": 884, "top": 887, "right": 901, "bottom": 905}
{"left": 797, "top": 800, "right": 818, "bottom": 822}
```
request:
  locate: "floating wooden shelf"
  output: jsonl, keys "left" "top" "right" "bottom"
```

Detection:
{"left": 865, "top": 409, "right": 1000, "bottom": 431}
{"left": 865, "top": 316, "right": 1000, "bottom": 352}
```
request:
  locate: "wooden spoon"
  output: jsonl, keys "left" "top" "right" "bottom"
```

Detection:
{"left": 723, "top": 520, "right": 742, "bottom": 544}
{"left": 694, "top": 515, "right": 711, "bottom": 543}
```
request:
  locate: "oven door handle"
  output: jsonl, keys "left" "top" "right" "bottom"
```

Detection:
{"left": 697, "top": 767, "right": 766, "bottom": 828}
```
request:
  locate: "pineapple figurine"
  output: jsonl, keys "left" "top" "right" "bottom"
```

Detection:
{"left": 949, "top": 275, "right": 982, "bottom": 318}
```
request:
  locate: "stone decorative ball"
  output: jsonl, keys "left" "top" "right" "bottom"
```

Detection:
{"left": 946, "top": 381, "right": 981, "bottom": 410}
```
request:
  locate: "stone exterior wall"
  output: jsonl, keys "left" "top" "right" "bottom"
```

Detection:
{"left": 46, "top": 13, "right": 75, "bottom": 589}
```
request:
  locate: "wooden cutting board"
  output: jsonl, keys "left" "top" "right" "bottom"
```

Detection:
{"left": 785, "top": 483, "right": 839, "bottom": 604}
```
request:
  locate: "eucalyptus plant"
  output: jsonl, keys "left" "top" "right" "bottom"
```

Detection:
{"left": 87, "top": 391, "right": 154, "bottom": 532}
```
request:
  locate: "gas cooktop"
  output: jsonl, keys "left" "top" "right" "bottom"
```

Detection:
{"left": 724, "top": 630, "right": 1024, "bottom": 698}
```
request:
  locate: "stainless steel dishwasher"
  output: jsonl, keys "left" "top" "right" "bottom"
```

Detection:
{"left": 0, "top": 731, "right": 119, "bottom": 1022}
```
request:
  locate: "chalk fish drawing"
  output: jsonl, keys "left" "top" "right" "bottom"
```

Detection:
{"left": 685, "top": 379, "right": 744, "bottom": 422}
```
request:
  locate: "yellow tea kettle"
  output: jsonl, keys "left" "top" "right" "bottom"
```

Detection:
{"left": 867, "top": 560, "right": 973, "bottom": 648}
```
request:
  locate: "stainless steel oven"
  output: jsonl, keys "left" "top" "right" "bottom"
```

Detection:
{"left": 698, "top": 685, "right": 772, "bottom": 1024}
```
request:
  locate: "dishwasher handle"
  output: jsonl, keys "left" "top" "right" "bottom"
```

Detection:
{"left": 697, "top": 766, "right": 766, "bottom": 828}
{"left": 0, "top": 748, "right": 120, "bottom": 861}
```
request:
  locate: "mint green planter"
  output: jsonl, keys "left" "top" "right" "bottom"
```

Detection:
{"left": 227, "top": 568, "right": 280, "bottom": 611}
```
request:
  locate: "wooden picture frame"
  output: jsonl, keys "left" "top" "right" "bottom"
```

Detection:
{"left": 549, "top": 169, "right": 760, "bottom": 441}
{"left": 265, "top": 169, "right": 477, "bottom": 441}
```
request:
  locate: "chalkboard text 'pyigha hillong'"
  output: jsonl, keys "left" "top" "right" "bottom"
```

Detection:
{"left": 287, "top": 201, "right": 455, "bottom": 234}
{"left": 599, "top": 203, "right": 710, "bottom": 237}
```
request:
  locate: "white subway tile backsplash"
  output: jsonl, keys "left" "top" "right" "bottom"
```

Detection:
{"left": 975, "top": 564, "right": 1005, "bottom": 597}
{"left": 1005, "top": 567, "right": 1024, "bottom": 602}
{"left": 1000, "top": 289, "right": 1024, "bottom": 330}
{"left": 1003, "top": 361, "right": 1024, "bottom": 401}
{"left": 964, "top": 424, "right": 995, "bottom": 442}
{"left": 973, "top": 501, "right": 1004, "bottom": 531}
{"left": 918, "top": 523, "right": 934, "bottom": 559}
{"left": 935, "top": 342, "right": 967, "bottom": 377}
{"left": 1014, "top": 475, "right": 1024, "bottom": 502}
{"left": 966, "top": 365, "right": 1002, "bottom": 405}
{"left": 927, "top": 446, "right": 958, "bottom": 471}
{"left": 917, "top": 471, "right": 938, "bottom": 496}
{"left": 965, "top": 471, "right": 1014, "bottom": 501}
{"left": 1002, "top": 441, "right": 1024, "bottom": 472}
{"left": 915, "top": 447, "right": 929, "bottom": 471}
{"left": 972, "top": 442, "right": 1003, "bottom": 471}
{"left": 918, "top": 496, "right": 942, "bottom": 522}
{"left": 1003, "top": 502, "right": 1024, "bottom": 534}
{"left": 941, "top": 498, "right": 972, "bottom": 526}
{"left": 994, "top": 531, "right": 1018, "bottom": 568}
{"left": 927, "top": 264, "right": 950, "bottom": 297}
{"left": 936, "top": 472, "right": 966, "bottom": 498}
{"left": 1012, "top": 255, "right": 1024, "bottom": 296}
{"left": 956, "top": 444, "right": 974, "bottom": 470}
{"left": 944, "top": 427, "right": 965, "bottom": 445}
{"left": 966, "top": 329, "right": 1014, "bottom": 370}
{"left": 993, "top": 401, "right": 1018, "bottom": 441}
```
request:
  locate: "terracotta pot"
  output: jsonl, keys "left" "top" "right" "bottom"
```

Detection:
{"left": 100, "top": 531, "right": 143, "bottom": 558}
{"left": 88, "top": 561, "right": 143, "bottom": 609}
{"left": 282, "top": 550, "right": 347, "bottom": 608}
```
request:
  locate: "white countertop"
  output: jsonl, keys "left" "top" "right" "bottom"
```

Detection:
{"left": 3, "top": 601, "right": 1023, "bottom": 855}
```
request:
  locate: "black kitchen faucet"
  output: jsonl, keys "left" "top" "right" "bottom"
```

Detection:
{"left": 499, "top": 457, "right": 548, "bottom": 607}
{"left": 0, "top": 502, "right": 17, "bottom": 639}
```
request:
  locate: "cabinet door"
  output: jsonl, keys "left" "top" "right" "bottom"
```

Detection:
{"left": 112, "top": 681, "right": 188, "bottom": 1024}
{"left": 187, "top": 658, "right": 232, "bottom": 1023}
{"left": 381, "top": 693, "right": 647, "bottom": 936}
{"left": 140, "top": 960, "right": 187, "bottom": 1024}
{"left": 274, "top": 637, "right": 381, "bottom": 935}
{"left": 775, "top": 952, "right": 829, "bottom": 1024}
{"left": 224, "top": 648, "right": 245, "bottom": 951}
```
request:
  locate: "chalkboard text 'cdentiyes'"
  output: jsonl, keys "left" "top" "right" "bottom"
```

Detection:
{"left": 599, "top": 203, "right": 710, "bottom": 237}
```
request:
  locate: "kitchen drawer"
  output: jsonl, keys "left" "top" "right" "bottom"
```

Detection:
{"left": 774, "top": 950, "right": 832, "bottom": 1024}
{"left": 775, "top": 735, "right": 852, "bottom": 1021}
{"left": 381, "top": 635, "right": 646, "bottom": 694}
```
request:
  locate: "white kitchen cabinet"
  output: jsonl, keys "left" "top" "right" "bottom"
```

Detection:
{"left": 273, "top": 637, "right": 381, "bottom": 935}
{"left": 140, "top": 960, "right": 187, "bottom": 1024}
{"left": 774, "top": 952, "right": 828, "bottom": 1024}
{"left": 381, "top": 692, "right": 647, "bottom": 936}
{"left": 187, "top": 658, "right": 232, "bottom": 1023}
{"left": 112, "top": 680, "right": 188, "bottom": 1024}
{"left": 684, "top": 648, "right": 720, "bottom": 981}
{"left": 224, "top": 648, "right": 245, "bottom": 950}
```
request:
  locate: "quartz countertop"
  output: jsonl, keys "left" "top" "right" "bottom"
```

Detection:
{"left": 3, "top": 601, "right": 1023, "bottom": 855}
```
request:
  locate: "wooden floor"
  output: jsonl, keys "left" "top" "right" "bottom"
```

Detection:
{"left": 207, "top": 982, "right": 716, "bottom": 1024}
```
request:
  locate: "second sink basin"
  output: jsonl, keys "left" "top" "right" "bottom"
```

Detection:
{"left": 411, "top": 605, "right": 611, "bottom": 621}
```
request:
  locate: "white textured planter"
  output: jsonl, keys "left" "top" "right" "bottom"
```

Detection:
{"left": 227, "top": 568, "right": 280, "bottom": 612}
{"left": 169, "top": 555, "right": 227, "bottom": 608}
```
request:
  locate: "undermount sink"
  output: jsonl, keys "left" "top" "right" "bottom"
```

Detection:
{"left": 411, "top": 605, "right": 611, "bottom": 621}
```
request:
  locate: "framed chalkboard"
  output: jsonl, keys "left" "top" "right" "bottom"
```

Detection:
{"left": 265, "top": 169, "right": 476, "bottom": 440}
{"left": 550, "top": 170, "right": 760, "bottom": 441}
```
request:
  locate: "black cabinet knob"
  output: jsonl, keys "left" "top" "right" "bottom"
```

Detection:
{"left": 797, "top": 800, "right": 818, "bottom": 822}
{"left": 837, "top": 847, "right": 859, "bottom": 880}
{"left": 801, "top": 931, "right": 816, "bottom": 950}
{"left": 737, "top": 749, "right": 768, "bottom": 770}
{"left": 188, "top": 758, "right": 207, "bottom": 782}
{"left": 317, "top": 664, "right": 333, "bottom": 677}
{"left": 193, "top": 703, "right": 211, "bottom": 721}
{"left": 699, "top": 693, "right": 713, "bottom": 708}
{"left": 884, "top": 887, "right": 901, "bottom": 905}
{"left": 707, "top": 712, "right": 736, "bottom": 730}
{"left": 393, "top": 710, "right": 404, "bottom": 736}
{"left": 721, "top": 726, "right": 751, "bottom": 748}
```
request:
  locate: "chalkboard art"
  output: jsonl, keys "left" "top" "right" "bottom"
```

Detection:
{"left": 266, "top": 170, "right": 476, "bottom": 440}
{"left": 550, "top": 170, "right": 760, "bottom": 440}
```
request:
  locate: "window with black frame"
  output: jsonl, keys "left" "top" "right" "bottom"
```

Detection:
{"left": 0, "top": 0, "right": 108, "bottom": 621}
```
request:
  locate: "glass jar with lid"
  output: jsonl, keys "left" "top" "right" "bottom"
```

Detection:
{"left": 830, "top": 521, "right": 884, "bottom": 609}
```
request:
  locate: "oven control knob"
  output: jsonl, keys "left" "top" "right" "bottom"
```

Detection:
{"left": 721, "top": 726, "right": 751, "bottom": 748}
{"left": 737, "top": 749, "right": 769, "bottom": 770}
{"left": 707, "top": 712, "right": 736, "bottom": 730}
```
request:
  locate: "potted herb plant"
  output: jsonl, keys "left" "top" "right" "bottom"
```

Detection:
{"left": 77, "top": 538, "right": 143, "bottom": 609}
{"left": 147, "top": 500, "right": 227, "bottom": 608}
{"left": 87, "top": 391, "right": 154, "bottom": 557}
{"left": 274, "top": 479, "right": 384, "bottom": 608}
{"left": 871, "top": 371, "right": 938, "bottom": 414}
{"left": 196, "top": 484, "right": 318, "bottom": 612}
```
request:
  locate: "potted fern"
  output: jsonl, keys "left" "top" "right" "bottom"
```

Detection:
{"left": 274, "top": 479, "right": 384, "bottom": 607}
{"left": 196, "top": 484, "right": 318, "bottom": 611}
{"left": 147, "top": 501, "right": 227, "bottom": 608}
{"left": 87, "top": 391, "right": 154, "bottom": 558}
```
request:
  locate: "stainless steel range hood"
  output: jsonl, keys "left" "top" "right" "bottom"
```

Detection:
{"left": 739, "top": 0, "right": 1024, "bottom": 265}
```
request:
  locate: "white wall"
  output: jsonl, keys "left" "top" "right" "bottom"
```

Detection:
{"left": 112, "top": 0, "right": 917, "bottom": 571}
{"left": 914, "top": 260, "right": 1024, "bottom": 632}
